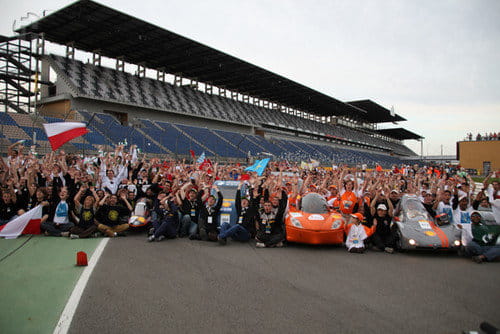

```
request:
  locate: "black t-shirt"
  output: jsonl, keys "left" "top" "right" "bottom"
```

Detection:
{"left": 0, "top": 200, "right": 19, "bottom": 221}
{"left": 372, "top": 213, "right": 392, "bottom": 236}
{"left": 97, "top": 205, "right": 129, "bottom": 226}
{"left": 78, "top": 206, "right": 96, "bottom": 229}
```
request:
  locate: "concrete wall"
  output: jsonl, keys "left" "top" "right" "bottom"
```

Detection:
{"left": 458, "top": 141, "right": 500, "bottom": 174}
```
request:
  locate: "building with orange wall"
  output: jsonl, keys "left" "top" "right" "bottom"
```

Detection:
{"left": 457, "top": 140, "right": 500, "bottom": 175}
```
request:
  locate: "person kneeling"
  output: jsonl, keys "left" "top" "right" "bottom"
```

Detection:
{"left": 197, "top": 185, "right": 223, "bottom": 242}
{"left": 255, "top": 190, "right": 287, "bottom": 248}
{"left": 345, "top": 213, "right": 376, "bottom": 253}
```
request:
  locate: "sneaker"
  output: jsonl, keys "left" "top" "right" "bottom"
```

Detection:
{"left": 218, "top": 236, "right": 227, "bottom": 245}
{"left": 276, "top": 241, "right": 284, "bottom": 248}
{"left": 148, "top": 235, "right": 155, "bottom": 242}
{"left": 44, "top": 231, "right": 50, "bottom": 236}
{"left": 156, "top": 235, "right": 166, "bottom": 242}
{"left": 255, "top": 242, "right": 265, "bottom": 248}
{"left": 61, "top": 232, "right": 70, "bottom": 237}
{"left": 472, "top": 255, "right": 484, "bottom": 264}
{"left": 148, "top": 227, "right": 155, "bottom": 236}
{"left": 384, "top": 247, "right": 394, "bottom": 254}
{"left": 70, "top": 234, "right": 79, "bottom": 239}
{"left": 92, "top": 232, "right": 100, "bottom": 238}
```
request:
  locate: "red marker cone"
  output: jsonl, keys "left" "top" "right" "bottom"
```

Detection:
{"left": 76, "top": 251, "right": 88, "bottom": 266}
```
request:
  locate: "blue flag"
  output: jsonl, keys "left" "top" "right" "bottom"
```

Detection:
{"left": 196, "top": 152, "right": 205, "bottom": 164}
{"left": 245, "top": 160, "right": 259, "bottom": 172}
{"left": 245, "top": 158, "right": 270, "bottom": 176}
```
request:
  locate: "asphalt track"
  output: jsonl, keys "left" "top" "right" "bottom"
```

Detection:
{"left": 70, "top": 235, "right": 499, "bottom": 334}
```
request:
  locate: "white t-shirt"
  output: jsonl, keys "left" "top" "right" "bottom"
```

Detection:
{"left": 491, "top": 199, "right": 500, "bottom": 225}
{"left": 437, "top": 201, "right": 454, "bottom": 223}
{"left": 345, "top": 224, "right": 367, "bottom": 250}
{"left": 53, "top": 200, "right": 69, "bottom": 224}
{"left": 452, "top": 206, "right": 473, "bottom": 246}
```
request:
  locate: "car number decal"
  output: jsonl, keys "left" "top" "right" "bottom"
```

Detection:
{"left": 418, "top": 220, "right": 432, "bottom": 229}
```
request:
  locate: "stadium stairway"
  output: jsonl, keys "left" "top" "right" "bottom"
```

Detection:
{"left": 134, "top": 126, "right": 173, "bottom": 155}
{"left": 208, "top": 129, "right": 243, "bottom": 153}
{"left": 152, "top": 120, "right": 206, "bottom": 156}
{"left": 170, "top": 123, "right": 216, "bottom": 157}
{"left": 242, "top": 135, "right": 269, "bottom": 154}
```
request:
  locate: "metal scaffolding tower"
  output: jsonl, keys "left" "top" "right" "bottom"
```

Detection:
{"left": 0, "top": 35, "right": 37, "bottom": 114}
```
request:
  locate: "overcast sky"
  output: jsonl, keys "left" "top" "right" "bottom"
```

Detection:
{"left": 2, "top": 0, "right": 500, "bottom": 156}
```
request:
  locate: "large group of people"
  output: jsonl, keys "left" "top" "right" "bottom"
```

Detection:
{"left": 1, "top": 140, "right": 499, "bottom": 264}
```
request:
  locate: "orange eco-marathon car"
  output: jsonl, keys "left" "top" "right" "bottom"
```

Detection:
{"left": 285, "top": 193, "right": 346, "bottom": 245}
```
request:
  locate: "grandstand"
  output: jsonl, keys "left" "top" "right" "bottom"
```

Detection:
{"left": 1, "top": 0, "right": 422, "bottom": 168}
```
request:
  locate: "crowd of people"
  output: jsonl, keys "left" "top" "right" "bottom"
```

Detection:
{"left": 465, "top": 132, "right": 500, "bottom": 141}
{"left": 1, "top": 141, "right": 499, "bottom": 264}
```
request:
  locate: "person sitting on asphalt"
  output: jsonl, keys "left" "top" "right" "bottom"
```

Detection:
{"left": 148, "top": 194, "right": 178, "bottom": 242}
{"left": 218, "top": 181, "right": 257, "bottom": 245}
{"left": 255, "top": 190, "right": 287, "bottom": 248}
{"left": 69, "top": 183, "right": 99, "bottom": 239}
{"left": 462, "top": 211, "right": 500, "bottom": 263}
{"left": 41, "top": 187, "right": 74, "bottom": 237}
{"left": 95, "top": 193, "right": 130, "bottom": 237}
{"left": 345, "top": 213, "right": 376, "bottom": 253}
{"left": 196, "top": 184, "right": 223, "bottom": 242}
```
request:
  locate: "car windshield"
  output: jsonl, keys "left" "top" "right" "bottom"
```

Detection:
{"left": 301, "top": 193, "right": 329, "bottom": 214}
{"left": 403, "top": 197, "right": 430, "bottom": 220}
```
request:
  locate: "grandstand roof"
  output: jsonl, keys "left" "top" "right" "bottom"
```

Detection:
{"left": 16, "top": 0, "right": 368, "bottom": 120}
{"left": 347, "top": 100, "right": 406, "bottom": 123}
{"left": 375, "top": 128, "right": 423, "bottom": 140}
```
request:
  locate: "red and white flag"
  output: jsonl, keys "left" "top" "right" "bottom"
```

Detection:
{"left": 43, "top": 122, "right": 88, "bottom": 151}
{"left": 0, "top": 205, "right": 43, "bottom": 239}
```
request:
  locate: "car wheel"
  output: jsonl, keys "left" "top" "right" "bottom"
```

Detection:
{"left": 395, "top": 228, "right": 406, "bottom": 252}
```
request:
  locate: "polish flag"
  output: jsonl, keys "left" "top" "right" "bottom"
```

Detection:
{"left": 0, "top": 205, "right": 43, "bottom": 239}
{"left": 43, "top": 122, "right": 88, "bottom": 151}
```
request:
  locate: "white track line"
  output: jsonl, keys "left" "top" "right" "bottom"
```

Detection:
{"left": 53, "top": 238, "right": 109, "bottom": 334}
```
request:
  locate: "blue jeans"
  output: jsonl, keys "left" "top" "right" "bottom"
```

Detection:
{"left": 219, "top": 223, "right": 250, "bottom": 241}
{"left": 464, "top": 241, "right": 500, "bottom": 261}
{"left": 153, "top": 219, "right": 177, "bottom": 239}
{"left": 180, "top": 214, "right": 198, "bottom": 237}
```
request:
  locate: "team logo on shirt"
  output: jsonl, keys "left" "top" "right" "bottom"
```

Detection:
{"left": 82, "top": 210, "right": 93, "bottom": 221}
{"left": 108, "top": 210, "right": 119, "bottom": 221}
{"left": 460, "top": 212, "right": 470, "bottom": 224}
